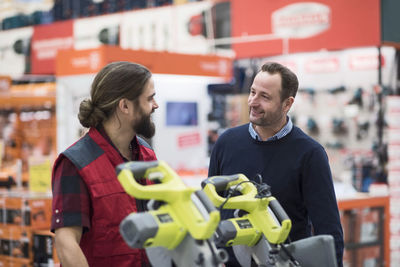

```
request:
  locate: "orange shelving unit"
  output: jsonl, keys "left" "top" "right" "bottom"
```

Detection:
{"left": 0, "top": 82, "right": 56, "bottom": 188}
{"left": 338, "top": 195, "right": 390, "bottom": 267}
{"left": 0, "top": 81, "right": 57, "bottom": 266}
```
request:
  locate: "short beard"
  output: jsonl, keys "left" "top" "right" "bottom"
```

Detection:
{"left": 249, "top": 104, "right": 285, "bottom": 128}
{"left": 134, "top": 109, "right": 155, "bottom": 139}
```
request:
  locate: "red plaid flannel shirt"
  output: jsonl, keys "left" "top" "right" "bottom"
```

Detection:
{"left": 51, "top": 129, "right": 140, "bottom": 232}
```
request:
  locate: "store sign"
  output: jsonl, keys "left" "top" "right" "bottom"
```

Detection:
{"left": 231, "top": 0, "right": 380, "bottom": 58}
{"left": 348, "top": 54, "right": 385, "bottom": 71}
{"left": 56, "top": 48, "right": 104, "bottom": 76}
{"left": 272, "top": 2, "right": 331, "bottom": 39}
{"left": 33, "top": 37, "right": 73, "bottom": 60}
{"left": 29, "top": 157, "right": 52, "bottom": 193}
{"left": 305, "top": 57, "right": 339, "bottom": 73}
{"left": 57, "top": 46, "right": 232, "bottom": 79}
{"left": 31, "top": 21, "right": 73, "bottom": 74}
{"left": 200, "top": 59, "right": 230, "bottom": 76}
{"left": 70, "top": 51, "right": 102, "bottom": 71}
{"left": 177, "top": 132, "right": 201, "bottom": 148}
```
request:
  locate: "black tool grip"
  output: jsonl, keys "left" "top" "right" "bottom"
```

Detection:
{"left": 116, "top": 161, "right": 159, "bottom": 180}
{"left": 215, "top": 220, "right": 237, "bottom": 247}
{"left": 201, "top": 174, "right": 241, "bottom": 192}
{"left": 194, "top": 190, "right": 217, "bottom": 214}
{"left": 269, "top": 199, "right": 289, "bottom": 223}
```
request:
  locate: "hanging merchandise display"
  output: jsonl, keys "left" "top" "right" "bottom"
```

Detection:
{"left": 386, "top": 96, "right": 400, "bottom": 264}
{"left": 0, "top": 27, "right": 33, "bottom": 76}
{"left": 0, "top": 82, "right": 56, "bottom": 191}
{"left": 0, "top": 78, "right": 57, "bottom": 266}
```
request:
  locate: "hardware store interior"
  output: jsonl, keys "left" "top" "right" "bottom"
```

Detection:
{"left": 0, "top": 0, "right": 400, "bottom": 266}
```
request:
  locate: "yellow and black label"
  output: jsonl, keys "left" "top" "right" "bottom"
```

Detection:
{"left": 236, "top": 219, "right": 253, "bottom": 229}
{"left": 157, "top": 213, "right": 173, "bottom": 223}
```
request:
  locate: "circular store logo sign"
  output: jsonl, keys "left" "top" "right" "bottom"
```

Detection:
{"left": 272, "top": 2, "right": 331, "bottom": 39}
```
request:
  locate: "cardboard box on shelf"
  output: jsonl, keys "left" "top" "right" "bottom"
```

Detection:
{"left": 342, "top": 248, "right": 351, "bottom": 267}
{"left": 353, "top": 208, "right": 380, "bottom": 243}
{"left": 0, "top": 193, "right": 51, "bottom": 230}
{"left": 2, "top": 198, "right": 26, "bottom": 226}
{"left": 0, "top": 225, "right": 32, "bottom": 260}
{"left": 27, "top": 199, "right": 52, "bottom": 230}
{"left": 340, "top": 209, "right": 354, "bottom": 243}
{"left": 355, "top": 245, "right": 381, "bottom": 267}
{"left": 0, "top": 82, "right": 57, "bottom": 191}
{"left": 32, "top": 230, "right": 59, "bottom": 267}
{"left": 0, "top": 257, "right": 30, "bottom": 267}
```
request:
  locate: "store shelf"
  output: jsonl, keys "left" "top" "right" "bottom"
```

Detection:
{"left": 338, "top": 195, "right": 390, "bottom": 267}
{"left": 0, "top": 83, "right": 56, "bottom": 109}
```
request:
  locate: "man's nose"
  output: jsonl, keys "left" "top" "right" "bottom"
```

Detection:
{"left": 248, "top": 96, "right": 258, "bottom": 106}
{"left": 152, "top": 100, "right": 159, "bottom": 110}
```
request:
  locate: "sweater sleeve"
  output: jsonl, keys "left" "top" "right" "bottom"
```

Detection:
{"left": 208, "top": 140, "right": 220, "bottom": 177}
{"left": 302, "top": 146, "right": 344, "bottom": 267}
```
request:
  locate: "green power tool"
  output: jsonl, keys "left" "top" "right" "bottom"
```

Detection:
{"left": 202, "top": 174, "right": 338, "bottom": 267}
{"left": 117, "top": 160, "right": 228, "bottom": 267}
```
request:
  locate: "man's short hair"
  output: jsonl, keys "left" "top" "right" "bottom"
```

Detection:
{"left": 260, "top": 62, "right": 299, "bottom": 101}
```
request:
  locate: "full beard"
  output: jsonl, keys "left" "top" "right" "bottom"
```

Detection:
{"left": 134, "top": 111, "right": 156, "bottom": 139}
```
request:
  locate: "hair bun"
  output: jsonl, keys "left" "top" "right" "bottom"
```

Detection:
{"left": 78, "top": 98, "right": 105, "bottom": 128}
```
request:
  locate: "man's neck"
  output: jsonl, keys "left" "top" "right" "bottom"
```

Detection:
{"left": 253, "top": 117, "right": 287, "bottom": 141}
{"left": 102, "top": 119, "right": 135, "bottom": 160}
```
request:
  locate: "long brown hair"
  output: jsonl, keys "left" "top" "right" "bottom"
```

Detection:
{"left": 78, "top": 61, "right": 151, "bottom": 128}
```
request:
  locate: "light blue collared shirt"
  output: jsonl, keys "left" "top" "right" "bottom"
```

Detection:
{"left": 249, "top": 116, "right": 293, "bottom": 141}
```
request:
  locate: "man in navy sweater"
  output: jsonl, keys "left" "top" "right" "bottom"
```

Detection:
{"left": 208, "top": 62, "right": 344, "bottom": 267}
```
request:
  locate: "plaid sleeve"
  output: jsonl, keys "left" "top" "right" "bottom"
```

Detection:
{"left": 51, "top": 155, "right": 91, "bottom": 232}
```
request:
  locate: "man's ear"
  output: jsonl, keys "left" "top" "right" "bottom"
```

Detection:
{"left": 118, "top": 98, "right": 130, "bottom": 114}
{"left": 284, "top": 97, "right": 295, "bottom": 113}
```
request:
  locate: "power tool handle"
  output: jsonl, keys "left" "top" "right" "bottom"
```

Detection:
{"left": 201, "top": 174, "right": 241, "bottom": 192}
{"left": 269, "top": 199, "right": 290, "bottom": 223}
{"left": 194, "top": 190, "right": 217, "bottom": 213}
{"left": 116, "top": 161, "right": 159, "bottom": 181}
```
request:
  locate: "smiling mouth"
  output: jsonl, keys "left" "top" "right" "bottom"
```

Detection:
{"left": 250, "top": 109, "right": 263, "bottom": 117}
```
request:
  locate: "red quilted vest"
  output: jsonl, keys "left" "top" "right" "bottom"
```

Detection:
{"left": 60, "top": 128, "right": 157, "bottom": 267}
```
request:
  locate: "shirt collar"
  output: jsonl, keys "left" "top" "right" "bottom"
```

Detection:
{"left": 96, "top": 125, "right": 137, "bottom": 161}
{"left": 249, "top": 116, "right": 293, "bottom": 142}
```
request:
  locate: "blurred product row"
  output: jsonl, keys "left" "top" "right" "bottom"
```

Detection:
{"left": 1, "top": 0, "right": 202, "bottom": 31}
{"left": 0, "top": 191, "right": 57, "bottom": 266}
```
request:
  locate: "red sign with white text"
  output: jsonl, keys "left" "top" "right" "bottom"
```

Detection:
{"left": 32, "top": 21, "right": 74, "bottom": 74}
{"left": 348, "top": 54, "right": 385, "bottom": 71}
{"left": 305, "top": 57, "right": 339, "bottom": 73}
{"left": 231, "top": 0, "right": 380, "bottom": 58}
{"left": 177, "top": 132, "right": 201, "bottom": 148}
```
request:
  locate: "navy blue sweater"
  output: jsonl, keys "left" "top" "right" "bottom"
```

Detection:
{"left": 208, "top": 124, "right": 344, "bottom": 266}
